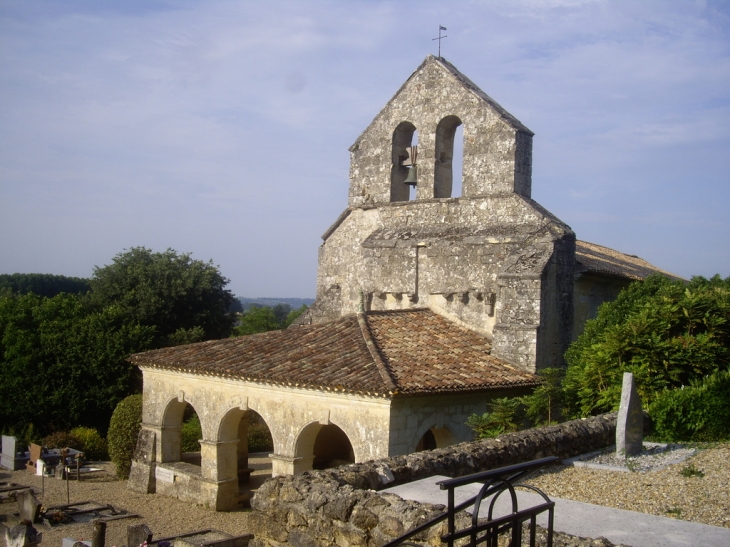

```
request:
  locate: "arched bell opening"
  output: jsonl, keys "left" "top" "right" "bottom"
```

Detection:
{"left": 415, "top": 426, "right": 456, "bottom": 452}
{"left": 391, "top": 122, "right": 418, "bottom": 203}
{"left": 434, "top": 115, "right": 463, "bottom": 198}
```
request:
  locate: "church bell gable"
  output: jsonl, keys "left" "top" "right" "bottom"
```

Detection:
{"left": 348, "top": 55, "right": 534, "bottom": 208}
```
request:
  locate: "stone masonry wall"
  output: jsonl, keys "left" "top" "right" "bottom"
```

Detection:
{"left": 348, "top": 56, "right": 533, "bottom": 207}
{"left": 249, "top": 413, "right": 617, "bottom": 547}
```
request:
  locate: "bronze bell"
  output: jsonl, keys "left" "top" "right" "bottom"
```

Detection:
{"left": 403, "top": 166, "right": 418, "bottom": 187}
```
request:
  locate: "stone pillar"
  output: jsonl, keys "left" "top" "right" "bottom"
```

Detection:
{"left": 199, "top": 439, "right": 238, "bottom": 482}
{"left": 199, "top": 439, "right": 242, "bottom": 510}
{"left": 270, "top": 454, "right": 314, "bottom": 476}
{"left": 616, "top": 372, "right": 643, "bottom": 457}
{"left": 237, "top": 412, "right": 250, "bottom": 481}
{"left": 159, "top": 424, "right": 182, "bottom": 463}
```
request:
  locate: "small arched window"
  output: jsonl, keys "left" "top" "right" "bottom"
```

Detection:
{"left": 391, "top": 122, "right": 417, "bottom": 202}
{"left": 434, "top": 115, "right": 463, "bottom": 198}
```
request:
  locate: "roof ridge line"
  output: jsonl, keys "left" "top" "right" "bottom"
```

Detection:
{"left": 356, "top": 312, "right": 398, "bottom": 392}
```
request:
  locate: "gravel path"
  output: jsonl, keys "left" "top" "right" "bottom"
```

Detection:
{"left": 0, "top": 455, "right": 272, "bottom": 547}
{"left": 524, "top": 443, "right": 730, "bottom": 529}
{"left": 2, "top": 445, "right": 728, "bottom": 547}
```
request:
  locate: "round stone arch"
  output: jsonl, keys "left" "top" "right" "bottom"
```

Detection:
{"left": 414, "top": 424, "right": 456, "bottom": 452}
{"left": 159, "top": 394, "right": 208, "bottom": 463}
{"left": 294, "top": 420, "right": 356, "bottom": 473}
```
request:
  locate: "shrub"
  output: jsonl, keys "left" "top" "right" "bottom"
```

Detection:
{"left": 248, "top": 422, "right": 273, "bottom": 452}
{"left": 564, "top": 274, "right": 730, "bottom": 418}
{"left": 650, "top": 371, "right": 730, "bottom": 442}
{"left": 181, "top": 414, "right": 202, "bottom": 453}
{"left": 42, "top": 431, "right": 82, "bottom": 450}
{"left": 521, "top": 368, "right": 565, "bottom": 426}
{"left": 107, "top": 394, "right": 143, "bottom": 479}
{"left": 70, "top": 427, "right": 109, "bottom": 460}
{"left": 467, "top": 397, "right": 522, "bottom": 439}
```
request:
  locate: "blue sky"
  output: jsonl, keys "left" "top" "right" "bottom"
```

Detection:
{"left": 1, "top": 0, "right": 729, "bottom": 298}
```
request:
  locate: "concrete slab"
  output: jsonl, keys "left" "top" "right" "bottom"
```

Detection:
{"left": 382, "top": 475, "right": 730, "bottom": 547}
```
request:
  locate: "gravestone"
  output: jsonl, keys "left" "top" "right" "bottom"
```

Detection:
{"left": 127, "top": 523, "right": 153, "bottom": 547}
{"left": 16, "top": 489, "right": 42, "bottom": 523}
{"left": 1, "top": 435, "right": 24, "bottom": 470}
{"left": 616, "top": 372, "right": 643, "bottom": 457}
{"left": 5, "top": 524, "right": 42, "bottom": 547}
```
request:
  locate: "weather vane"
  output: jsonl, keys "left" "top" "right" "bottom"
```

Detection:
{"left": 433, "top": 25, "right": 447, "bottom": 58}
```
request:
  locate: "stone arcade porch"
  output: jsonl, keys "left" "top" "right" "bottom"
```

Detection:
{"left": 127, "top": 309, "right": 538, "bottom": 510}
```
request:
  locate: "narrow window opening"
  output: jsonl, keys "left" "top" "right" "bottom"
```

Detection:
{"left": 452, "top": 124, "right": 464, "bottom": 197}
{"left": 434, "top": 116, "right": 463, "bottom": 198}
{"left": 391, "top": 122, "right": 417, "bottom": 202}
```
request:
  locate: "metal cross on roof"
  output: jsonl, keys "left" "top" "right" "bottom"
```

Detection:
{"left": 432, "top": 25, "right": 447, "bottom": 58}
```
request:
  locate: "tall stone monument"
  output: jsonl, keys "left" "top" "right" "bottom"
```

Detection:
{"left": 616, "top": 372, "right": 643, "bottom": 457}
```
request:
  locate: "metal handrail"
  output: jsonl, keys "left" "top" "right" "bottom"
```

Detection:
{"left": 381, "top": 456, "right": 558, "bottom": 547}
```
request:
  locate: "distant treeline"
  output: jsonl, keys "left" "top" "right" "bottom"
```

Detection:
{"left": 237, "top": 296, "right": 314, "bottom": 311}
{"left": 0, "top": 273, "right": 91, "bottom": 297}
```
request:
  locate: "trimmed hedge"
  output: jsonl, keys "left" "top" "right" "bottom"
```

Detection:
{"left": 650, "top": 371, "right": 730, "bottom": 442}
{"left": 108, "top": 394, "right": 142, "bottom": 479}
{"left": 71, "top": 427, "right": 109, "bottom": 460}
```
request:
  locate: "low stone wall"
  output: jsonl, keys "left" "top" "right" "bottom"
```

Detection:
{"left": 250, "top": 413, "right": 617, "bottom": 547}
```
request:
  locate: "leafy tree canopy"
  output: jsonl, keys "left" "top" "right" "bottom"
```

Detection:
{"left": 0, "top": 292, "right": 154, "bottom": 435}
{"left": 232, "top": 303, "right": 308, "bottom": 336}
{"left": 0, "top": 273, "right": 90, "bottom": 297}
{"left": 563, "top": 274, "right": 730, "bottom": 418}
{"left": 90, "top": 247, "right": 235, "bottom": 346}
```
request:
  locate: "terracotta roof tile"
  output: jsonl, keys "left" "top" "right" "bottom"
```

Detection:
{"left": 576, "top": 240, "right": 682, "bottom": 281}
{"left": 129, "top": 310, "right": 538, "bottom": 396}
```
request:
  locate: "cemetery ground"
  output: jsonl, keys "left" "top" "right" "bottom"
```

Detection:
{"left": 2, "top": 445, "right": 729, "bottom": 547}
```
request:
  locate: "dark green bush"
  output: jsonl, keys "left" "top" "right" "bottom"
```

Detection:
{"left": 650, "top": 371, "right": 730, "bottom": 442}
{"left": 70, "top": 427, "right": 109, "bottom": 460}
{"left": 42, "top": 431, "right": 82, "bottom": 450}
{"left": 564, "top": 274, "right": 730, "bottom": 418}
{"left": 466, "top": 397, "right": 522, "bottom": 439}
{"left": 248, "top": 422, "right": 273, "bottom": 452}
{"left": 107, "top": 394, "right": 142, "bottom": 479}
{"left": 181, "top": 414, "right": 202, "bottom": 452}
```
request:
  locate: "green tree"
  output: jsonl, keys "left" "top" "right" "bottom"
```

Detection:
{"left": 521, "top": 368, "right": 564, "bottom": 426}
{"left": 0, "top": 292, "right": 154, "bottom": 435}
{"left": 0, "top": 273, "right": 91, "bottom": 297}
{"left": 234, "top": 306, "right": 281, "bottom": 335}
{"left": 466, "top": 397, "right": 522, "bottom": 439}
{"left": 271, "top": 303, "right": 292, "bottom": 326}
{"left": 284, "top": 304, "right": 308, "bottom": 327}
{"left": 563, "top": 274, "right": 730, "bottom": 418}
{"left": 89, "top": 247, "right": 235, "bottom": 347}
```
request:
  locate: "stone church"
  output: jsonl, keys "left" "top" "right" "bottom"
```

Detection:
{"left": 127, "top": 56, "right": 676, "bottom": 509}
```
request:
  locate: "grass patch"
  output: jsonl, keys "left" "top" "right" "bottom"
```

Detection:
{"left": 680, "top": 463, "right": 705, "bottom": 478}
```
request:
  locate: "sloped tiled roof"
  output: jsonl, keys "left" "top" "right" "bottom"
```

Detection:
{"left": 129, "top": 309, "right": 538, "bottom": 397}
{"left": 364, "top": 310, "right": 538, "bottom": 393}
{"left": 576, "top": 240, "right": 682, "bottom": 281}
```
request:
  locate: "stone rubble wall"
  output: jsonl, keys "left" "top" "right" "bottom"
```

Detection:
{"left": 249, "top": 413, "right": 617, "bottom": 547}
